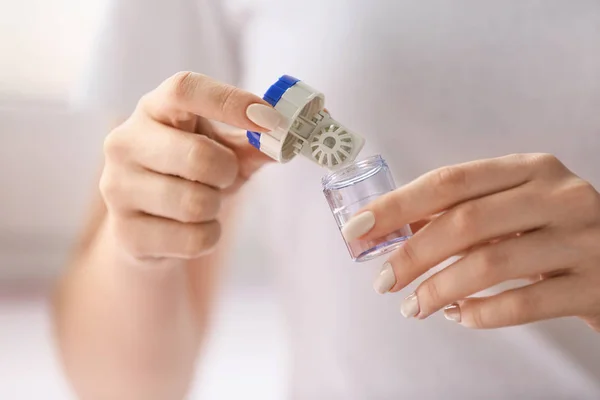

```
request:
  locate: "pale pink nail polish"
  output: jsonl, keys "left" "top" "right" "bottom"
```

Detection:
{"left": 400, "top": 293, "right": 420, "bottom": 318}
{"left": 373, "top": 262, "right": 396, "bottom": 294}
{"left": 444, "top": 303, "right": 461, "bottom": 323}
{"left": 246, "top": 103, "right": 283, "bottom": 131}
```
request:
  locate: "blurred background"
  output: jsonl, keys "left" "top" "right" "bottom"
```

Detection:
{"left": 0, "top": 1, "right": 287, "bottom": 398}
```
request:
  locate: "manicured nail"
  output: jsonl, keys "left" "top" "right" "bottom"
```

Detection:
{"left": 400, "top": 293, "right": 420, "bottom": 319}
{"left": 246, "top": 103, "right": 283, "bottom": 131}
{"left": 373, "top": 262, "right": 396, "bottom": 294}
{"left": 444, "top": 303, "right": 461, "bottom": 323}
{"left": 341, "top": 211, "right": 375, "bottom": 242}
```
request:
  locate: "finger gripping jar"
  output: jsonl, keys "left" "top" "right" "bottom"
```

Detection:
{"left": 322, "top": 155, "right": 412, "bottom": 262}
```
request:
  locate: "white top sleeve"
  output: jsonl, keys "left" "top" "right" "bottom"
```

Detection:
{"left": 73, "top": 0, "right": 240, "bottom": 117}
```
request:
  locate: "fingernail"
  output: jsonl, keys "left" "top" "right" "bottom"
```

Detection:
{"left": 246, "top": 103, "right": 283, "bottom": 131}
{"left": 341, "top": 211, "right": 375, "bottom": 242}
{"left": 400, "top": 293, "right": 420, "bottom": 319}
{"left": 444, "top": 303, "right": 461, "bottom": 323}
{"left": 373, "top": 262, "right": 396, "bottom": 294}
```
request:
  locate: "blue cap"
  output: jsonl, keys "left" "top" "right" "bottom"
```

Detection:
{"left": 246, "top": 75, "right": 300, "bottom": 149}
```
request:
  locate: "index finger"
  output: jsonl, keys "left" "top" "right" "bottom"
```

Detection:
{"left": 139, "top": 71, "right": 279, "bottom": 132}
{"left": 342, "top": 154, "right": 535, "bottom": 242}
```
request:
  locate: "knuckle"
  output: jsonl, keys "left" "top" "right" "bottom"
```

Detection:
{"left": 183, "top": 223, "right": 221, "bottom": 258}
{"left": 529, "top": 153, "right": 567, "bottom": 174}
{"left": 569, "top": 180, "right": 600, "bottom": 219}
{"left": 98, "top": 171, "right": 121, "bottom": 205}
{"left": 534, "top": 153, "right": 560, "bottom": 166}
{"left": 201, "top": 191, "right": 222, "bottom": 217}
{"left": 505, "top": 153, "right": 538, "bottom": 180}
{"left": 378, "top": 190, "right": 403, "bottom": 216}
{"left": 103, "top": 129, "right": 129, "bottom": 161}
{"left": 186, "top": 137, "right": 239, "bottom": 188}
{"left": 135, "top": 92, "right": 159, "bottom": 114}
{"left": 169, "top": 71, "right": 198, "bottom": 102}
{"left": 469, "top": 306, "right": 487, "bottom": 329}
{"left": 474, "top": 247, "right": 506, "bottom": 281}
{"left": 552, "top": 179, "right": 600, "bottom": 225}
{"left": 420, "top": 279, "right": 443, "bottom": 308}
{"left": 137, "top": 92, "right": 151, "bottom": 106}
{"left": 179, "top": 189, "right": 205, "bottom": 222}
{"left": 202, "top": 222, "right": 222, "bottom": 249}
{"left": 180, "top": 187, "right": 221, "bottom": 222}
{"left": 217, "top": 85, "right": 241, "bottom": 115}
{"left": 398, "top": 240, "right": 420, "bottom": 270}
{"left": 451, "top": 202, "right": 479, "bottom": 237}
{"left": 503, "top": 294, "right": 534, "bottom": 326}
{"left": 185, "top": 137, "right": 210, "bottom": 178}
{"left": 433, "top": 166, "right": 468, "bottom": 195}
{"left": 505, "top": 153, "right": 528, "bottom": 164}
{"left": 219, "top": 151, "right": 240, "bottom": 188}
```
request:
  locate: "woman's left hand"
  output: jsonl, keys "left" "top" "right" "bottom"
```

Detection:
{"left": 342, "top": 153, "right": 600, "bottom": 331}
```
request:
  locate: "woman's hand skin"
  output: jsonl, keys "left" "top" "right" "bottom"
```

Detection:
{"left": 57, "top": 72, "right": 283, "bottom": 400}
{"left": 100, "top": 71, "right": 280, "bottom": 263}
{"left": 342, "top": 153, "right": 600, "bottom": 331}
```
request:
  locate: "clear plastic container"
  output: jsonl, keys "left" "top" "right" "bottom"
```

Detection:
{"left": 322, "top": 155, "right": 412, "bottom": 262}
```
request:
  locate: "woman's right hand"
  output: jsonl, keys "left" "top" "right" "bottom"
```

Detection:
{"left": 99, "top": 72, "right": 283, "bottom": 263}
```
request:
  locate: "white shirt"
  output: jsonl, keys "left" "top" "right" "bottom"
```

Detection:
{"left": 78, "top": 0, "right": 600, "bottom": 398}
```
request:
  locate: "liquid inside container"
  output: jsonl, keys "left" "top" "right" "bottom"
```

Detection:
{"left": 322, "top": 155, "right": 412, "bottom": 262}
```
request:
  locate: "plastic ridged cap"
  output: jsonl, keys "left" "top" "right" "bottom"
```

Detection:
{"left": 247, "top": 75, "right": 365, "bottom": 170}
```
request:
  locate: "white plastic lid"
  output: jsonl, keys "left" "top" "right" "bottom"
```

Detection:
{"left": 247, "top": 75, "right": 365, "bottom": 170}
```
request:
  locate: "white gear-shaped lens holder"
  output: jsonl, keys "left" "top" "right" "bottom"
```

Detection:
{"left": 247, "top": 75, "right": 365, "bottom": 170}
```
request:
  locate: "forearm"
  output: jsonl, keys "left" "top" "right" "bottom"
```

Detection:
{"left": 55, "top": 218, "right": 208, "bottom": 400}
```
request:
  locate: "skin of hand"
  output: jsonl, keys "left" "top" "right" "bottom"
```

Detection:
{"left": 55, "top": 71, "right": 284, "bottom": 400}
{"left": 342, "top": 153, "right": 600, "bottom": 331}
{"left": 100, "top": 71, "right": 280, "bottom": 263}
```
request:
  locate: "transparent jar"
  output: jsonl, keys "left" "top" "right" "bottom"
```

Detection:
{"left": 322, "top": 155, "right": 412, "bottom": 262}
